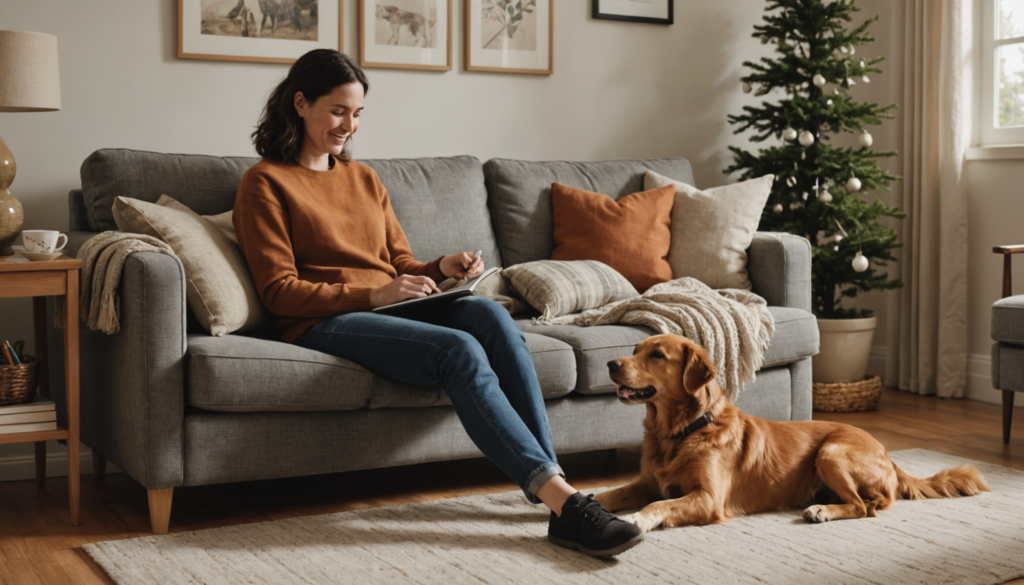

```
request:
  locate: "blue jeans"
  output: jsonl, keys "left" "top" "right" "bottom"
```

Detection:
{"left": 294, "top": 296, "right": 564, "bottom": 503}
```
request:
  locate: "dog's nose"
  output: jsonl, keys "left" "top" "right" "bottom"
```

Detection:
{"left": 608, "top": 360, "right": 621, "bottom": 373}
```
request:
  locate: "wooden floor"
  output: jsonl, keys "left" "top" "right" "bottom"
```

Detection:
{"left": 2, "top": 387, "right": 1023, "bottom": 585}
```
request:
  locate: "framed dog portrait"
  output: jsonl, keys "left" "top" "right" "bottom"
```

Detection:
{"left": 593, "top": 0, "right": 673, "bottom": 25}
{"left": 178, "top": 0, "right": 342, "bottom": 64}
{"left": 359, "top": 0, "right": 452, "bottom": 71}
{"left": 465, "top": 0, "right": 553, "bottom": 75}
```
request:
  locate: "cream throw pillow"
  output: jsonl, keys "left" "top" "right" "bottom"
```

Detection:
{"left": 644, "top": 171, "right": 774, "bottom": 290}
{"left": 112, "top": 195, "right": 266, "bottom": 336}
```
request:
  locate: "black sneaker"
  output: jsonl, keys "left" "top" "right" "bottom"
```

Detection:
{"left": 548, "top": 492, "right": 644, "bottom": 557}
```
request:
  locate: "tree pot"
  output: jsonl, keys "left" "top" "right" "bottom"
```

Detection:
{"left": 812, "top": 316, "right": 877, "bottom": 384}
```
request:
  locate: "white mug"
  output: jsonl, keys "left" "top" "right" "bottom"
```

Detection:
{"left": 22, "top": 230, "right": 68, "bottom": 254}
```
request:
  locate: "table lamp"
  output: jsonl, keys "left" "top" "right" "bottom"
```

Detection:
{"left": 0, "top": 30, "right": 61, "bottom": 256}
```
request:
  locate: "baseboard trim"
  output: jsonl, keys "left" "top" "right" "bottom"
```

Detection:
{"left": 0, "top": 441, "right": 121, "bottom": 483}
{"left": 867, "top": 346, "right": 1004, "bottom": 405}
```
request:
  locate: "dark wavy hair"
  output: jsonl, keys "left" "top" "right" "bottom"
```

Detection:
{"left": 252, "top": 49, "right": 370, "bottom": 164}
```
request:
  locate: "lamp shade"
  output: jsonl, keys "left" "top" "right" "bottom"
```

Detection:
{"left": 0, "top": 30, "right": 60, "bottom": 112}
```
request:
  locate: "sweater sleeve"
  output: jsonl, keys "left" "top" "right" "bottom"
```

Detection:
{"left": 379, "top": 186, "right": 446, "bottom": 283}
{"left": 234, "top": 191, "right": 374, "bottom": 317}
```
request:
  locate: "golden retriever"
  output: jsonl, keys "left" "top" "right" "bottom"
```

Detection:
{"left": 596, "top": 334, "right": 990, "bottom": 533}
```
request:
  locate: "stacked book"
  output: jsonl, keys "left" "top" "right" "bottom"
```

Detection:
{"left": 0, "top": 395, "right": 57, "bottom": 434}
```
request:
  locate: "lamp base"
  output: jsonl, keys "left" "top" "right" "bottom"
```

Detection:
{"left": 0, "top": 132, "right": 22, "bottom": 256}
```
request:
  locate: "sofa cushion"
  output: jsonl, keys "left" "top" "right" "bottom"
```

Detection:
{"left": 81, "top": 149, "right": 258, "bottom": 232}
{"left": 186, "top": 332, "right": 576, "bottom": 412}
{"left": 484, "top": 158, "right": 695, "bottom": 268}
{"left": 361, "top": 156, "right": 503, "bottom": 274}
{"left": 992, "top": 295, "right": 1024, "bottom": 345}
{"left": 551, "top": 182, "right": 675, "bottom": 292}
{"left": 518, "top": 306, "right": 818, "bottom": 394}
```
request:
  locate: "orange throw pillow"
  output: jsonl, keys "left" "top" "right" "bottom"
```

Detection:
{"left": 550, "top": 182, "right": 675, "bottom": 292}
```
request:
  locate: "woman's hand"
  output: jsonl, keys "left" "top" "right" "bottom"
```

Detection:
{"left": 440, "top": 252, "right": 484, "bottom": 279}
{"left": 370, "top": 275, "right": 440, "bottom": 308}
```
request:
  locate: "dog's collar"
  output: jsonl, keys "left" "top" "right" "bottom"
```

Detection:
{"left": 671, "top": 412, "right": 715, "bottom": 441}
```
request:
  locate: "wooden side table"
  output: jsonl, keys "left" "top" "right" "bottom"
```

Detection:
{"left": 0, "top": 252, "right": 82, "bottom": 525}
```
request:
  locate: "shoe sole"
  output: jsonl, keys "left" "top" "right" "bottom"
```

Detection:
{"left": 548, "top": 533, "right": 645, "bottom": 558}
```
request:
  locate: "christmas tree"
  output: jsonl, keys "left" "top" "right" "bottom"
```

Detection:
{"left": 725, "top": 0, "right": 904, "bottom": 319}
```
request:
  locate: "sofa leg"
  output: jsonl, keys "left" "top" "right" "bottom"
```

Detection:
{"left": 148, "top": 488, "right": 174, "bottom": 534}
{"left": 92, "top": 451, "right": 106, "bottom": 479}
{"left": 1004, "top": 390, "right": 1015, "bottom": 444}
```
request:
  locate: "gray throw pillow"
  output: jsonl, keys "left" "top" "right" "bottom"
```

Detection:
{"left": 502, "top": 260, "right": 639, "bottom": 321}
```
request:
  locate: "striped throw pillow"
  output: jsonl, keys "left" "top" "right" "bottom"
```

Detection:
{"left": 502, "top": 260, "right": 639, "bottom": 321}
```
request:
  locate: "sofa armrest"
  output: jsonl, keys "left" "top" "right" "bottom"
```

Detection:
{"left": 747, "top": 232, "right": 812, "bottom": 312}
{"left": 47, "top": 250, "right": 187, "bottom": 489}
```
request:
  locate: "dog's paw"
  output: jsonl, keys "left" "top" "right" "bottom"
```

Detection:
{"left": 619, "top": 512, "right": 660, "bottom": 533}
{"left": 802, "top": 505, "right": 829, "bottom": 523}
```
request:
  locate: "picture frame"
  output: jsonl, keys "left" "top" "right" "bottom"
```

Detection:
{"left": 360, "top": 0, "right": 452, "bottom": 71}
{"left": 592, "top": 0, "right": 673, "bottom": 25}
{"left": 465, "top": 0, "right": 553, "bottom": 75}
{"left": 178, "top": 0, "right": 342, "bottom": 64}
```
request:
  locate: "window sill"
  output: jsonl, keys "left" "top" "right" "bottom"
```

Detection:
{"left": 966, "top": 145, "right": 1024, "bottom": 160}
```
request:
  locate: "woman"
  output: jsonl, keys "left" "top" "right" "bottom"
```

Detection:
{"left": 233, "top": 49, "right": 642, "bottom": 557}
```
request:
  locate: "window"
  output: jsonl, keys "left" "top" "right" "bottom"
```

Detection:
{"left": 981, "top": 0, "right": 1024, "bottom": 145}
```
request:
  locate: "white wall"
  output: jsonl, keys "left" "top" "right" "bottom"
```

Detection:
{"left": 0, "top": 0, "right": 901, "bottom": 479}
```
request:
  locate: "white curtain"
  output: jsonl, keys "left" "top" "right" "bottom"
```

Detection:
{"left": 885, "top": 0, "right": 971, "bottom": 398}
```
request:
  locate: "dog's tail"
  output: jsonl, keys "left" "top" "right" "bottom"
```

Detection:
{"left": 894, "top": 463, "right": 990, "bottom": 500}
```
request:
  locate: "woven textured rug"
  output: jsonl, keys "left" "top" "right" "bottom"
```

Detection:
{"left": 84, "top": 449, "right": 1024, "bottom": 585}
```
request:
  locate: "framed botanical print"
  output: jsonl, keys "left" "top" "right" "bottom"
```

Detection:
{"left": 360, "top": 0, "right": 452, "bottom": 71}
{"left": 465, "top": 0, "right": 553, "bottom": 75}
{"left": 178, "top": 0, "right": 343, "bottom": 64}
{"left": 593, "top": 0, "right": 673, "bottom": 25}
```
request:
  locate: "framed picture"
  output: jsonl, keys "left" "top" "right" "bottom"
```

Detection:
{"left": 178, "top": 0, "right": 342, "bottom": 64}
{"left": 593, "top": 0, "right": 673, "bottom": 25}
{"left": 465, "top": 0, "right": 553, "bottom": 75}
{"left": 360, "top": 0, "right": 452, "bottom": 71}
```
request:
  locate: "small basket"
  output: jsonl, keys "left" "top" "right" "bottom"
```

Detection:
{"left": 0, "top": 355, "right": 39, "bottom": 406}
{"left": 812, "top": 375, "right": 882, "bottom": 412}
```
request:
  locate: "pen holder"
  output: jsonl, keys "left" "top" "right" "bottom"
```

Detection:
{"left": 0, "top": 356, "right": 38, "bottom": 406}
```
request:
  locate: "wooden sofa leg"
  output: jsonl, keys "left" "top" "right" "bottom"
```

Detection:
{"left": 148, "top": 488, "right": 174, "bottom": 534}
{"left": 92, "top": 451, "right": 107, "bottom": 479}
{"left": 1004, "top": 390, "right": 1015, "bottom": 444}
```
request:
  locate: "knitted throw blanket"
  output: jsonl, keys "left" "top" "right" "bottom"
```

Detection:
{"left": 539, "top": 277, "right": 775, "bottom": 400}
{"left": 56, "top": 232, "right": 177, "bottom": 334}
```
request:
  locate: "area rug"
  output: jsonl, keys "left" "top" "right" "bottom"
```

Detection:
{"left": 83, "top": 449, "right": 1024, "bottom": 585}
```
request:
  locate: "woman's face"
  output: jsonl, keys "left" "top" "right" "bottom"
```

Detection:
{"left": 294, "top": 82, "right": 364, "bottom": 163}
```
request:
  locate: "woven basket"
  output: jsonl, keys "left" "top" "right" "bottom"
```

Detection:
{"left": 812, "top": 375, "right": 882, "bottom": 412}
{"left": 0, "top": 356, "right": 39, "bottom": 406}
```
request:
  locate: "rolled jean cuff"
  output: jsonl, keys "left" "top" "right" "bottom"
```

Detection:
{"left": 524, "top": 462, "right": 565, "bottom": 504}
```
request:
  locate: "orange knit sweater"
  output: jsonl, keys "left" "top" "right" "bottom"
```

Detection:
{"left": 233, "top": 158, "right": 445, "bottom": 343}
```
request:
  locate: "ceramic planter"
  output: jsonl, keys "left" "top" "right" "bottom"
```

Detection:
{"left": 813, "top": 316, "right": 877, "bottom": 384}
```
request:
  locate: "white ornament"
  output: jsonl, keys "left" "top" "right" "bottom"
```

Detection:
{"left": 820, "top": 189, "right": 833, "bottom": 202}
{"left": 846, "top": 77, "right": 856, "bottom": 86}
{"left": 813, "top": 74, "right": 826, "bottom": 87}
{"left": 742, "top": 82, "right": 752, "bottom": 94}
{"left": 802, "top": 81, "right": 810, "bottom": 89}
{"left": 787, "top": 176, "right": 797, "bottom": 187}
{"left": 798, "top": 130, "right": 815, "bottom": 147}
{"left": 834, "top": 88, "right": 840, "bottom": 95}
{"left": 847, "top": 176, "right": 862, "bottom": 192}
{"left": 840, "top": 46, "right": 849, "bottom": 54}
{"left": 802, "top": 191, "right": 809, "bottom": 200}
{"left": 849, "top": 45, "right": 856, "bottom": 55}
{"left": 859, "top": 131, "right": 874, "bottom": 147}
{"left": 774, "top": 203, "right": 784, "bottom": 213}
{"left": 862, "top": 75, "right": 870, "bottom": 84}
{"left": 834, "top": 245, "right": 840, "bottom": 251}
{"left": 826, "top": 99, "right": 834, "bottom": 107}
{"left": 834, "top": 234, "right": 844, "bottom": 243}
{"left": 860, "top": 59, "right": 866, "bottom": 67}
{"left": 782, "top": 127, "right": 797, "bottom": 141}
{"left": 852, "top": 253, "right": 869, "bottom": 272}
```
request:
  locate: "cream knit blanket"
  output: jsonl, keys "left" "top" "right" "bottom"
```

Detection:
{"left": 540, "top": 277, "right": 775, "bottom": 399}
{"left": 56, "top": 232, "right": 177, "bottom": 334}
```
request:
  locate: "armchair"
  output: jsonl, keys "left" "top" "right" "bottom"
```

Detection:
{"left": 991, "top": 245, "right": 1024, "bottom": 443}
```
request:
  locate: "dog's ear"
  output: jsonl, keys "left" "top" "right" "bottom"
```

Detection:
{"left": 681, "top": 345, "right": 716, "bottom": 394}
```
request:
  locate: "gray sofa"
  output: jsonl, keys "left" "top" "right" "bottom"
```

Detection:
{"left": 46, "top": 149, "right": 819, "bottom": 533}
